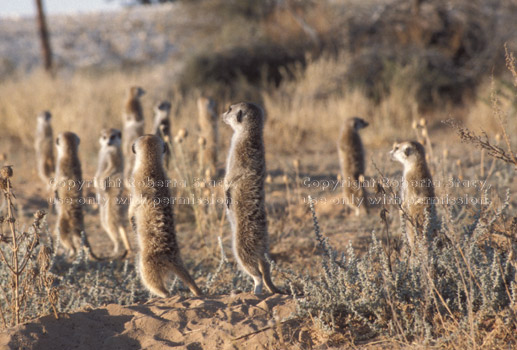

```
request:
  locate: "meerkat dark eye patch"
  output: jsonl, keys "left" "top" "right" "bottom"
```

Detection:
{"left": 56, "top": 137, "right": 60, "bottom": 145}
{"left": 236, "top": 110, "right": 243, "bottom": 123}
{"left": 132, "top": 143, "right": 136, "bottom": 154}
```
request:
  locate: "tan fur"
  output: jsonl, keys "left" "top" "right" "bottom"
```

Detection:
{"left": 337, "top": 117, "right": 369, "bottom": 216}
{"left": 390, "top": 141, "right": 437, "bottom": 250}
{"left": 54, "top": 132, "right": 103, "bottom": 260}
{"left": 129, "top": 135, "right": 202, "bottom": 298}
{"left": 122, "top": 86, "right": 145, "bottom": 187}
{"left": 95, "top": 128, "right": 131, "bottom": 258}
{"left": 197, "top": 96, "right": 218, "bottom": 177}
{"left": 35, "top": 111, "right": 55, "bottom": 186}
{"left": 152, "top": 101, "right": 172, "bottom": 169}
{"left": 223, "top": 102, "right": 280, "bottom": 295}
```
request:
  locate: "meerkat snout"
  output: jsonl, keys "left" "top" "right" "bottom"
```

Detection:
{"left": 130, "top": 86, "right": 145, "bottom": 98}
{"left": 390, "top": 141, "right": 422, "bottom": 168}
{"left": 37, "top": 110, "right": 52, "bottom": 123}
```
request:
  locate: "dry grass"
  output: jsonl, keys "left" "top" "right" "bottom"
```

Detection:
{"left": 1, "top": 1, "right": 517, "bottom": 348}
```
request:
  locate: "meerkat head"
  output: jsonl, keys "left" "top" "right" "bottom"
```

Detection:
{"left": 348, "top": 117, "right": 369, "bottom": 131}
{"left": 128, "top": 86, "right": 145, "bottom": 99}
{"left": 222, "top": 102, "right": 264, "bottom": 133}
{"left": 37, "top": 110, "right": 52, "bottom": 124}
{"left": 390, "top": 141, "right": 426, "bottom": 169}
{"left": 154, "top": 101, "right": 171, "bottom": 115}
{"left": 56, "top": 132, "right": 80, "bottom": 158}
{"left": 99, "top": 128, "right": 122, "bottom": 148}
{"left": 132, "top": 134, "right": 166, "bottom": 167}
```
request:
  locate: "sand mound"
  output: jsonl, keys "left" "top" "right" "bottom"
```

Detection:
{"left": 0, "top": 293, "right": 302, "bottom": 350}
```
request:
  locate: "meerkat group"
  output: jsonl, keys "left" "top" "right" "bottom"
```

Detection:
{"left": 32, "top": 82, "right": 439, "bottom": 298}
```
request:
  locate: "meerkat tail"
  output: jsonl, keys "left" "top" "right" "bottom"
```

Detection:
{"left": 258, "top": 258, "right": 283, "bottom": 294}
{"left": 118, "top": 226, "right": 132, "bottom": 252}
{"left": 79, "top": 232, "right": 114, "bottom": 262}
{"left": 169, "top": 263, "right": 203, "bottom": 296}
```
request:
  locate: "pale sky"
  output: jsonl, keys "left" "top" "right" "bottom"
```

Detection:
{"left": 0, "top": 0, "right": 123, "bottom": 18}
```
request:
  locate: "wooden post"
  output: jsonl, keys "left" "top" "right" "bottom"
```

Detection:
{"left": 35, "top": 0, "right": 53, "bottom": 73}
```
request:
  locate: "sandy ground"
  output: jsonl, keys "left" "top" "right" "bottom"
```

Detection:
{"left": 0, "top": 123, "right": 515, "bottom": 349}
{"left": 0, "top": 293, "right": 302, "bottom": 350}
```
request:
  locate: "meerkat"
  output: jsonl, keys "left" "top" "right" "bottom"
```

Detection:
{"left": 223, "top": 102, "right": 281, "bottom": 295}
{"left": 129, "top": 134, "right": 202, "bottom": 297}
{"left": 54, "top": 132, "right": 103, "bottom": 260}
{"left": 390, "top": 141, "right": 437, "bottom": 250}
{"left": 197, "top": 96, "right": 218, "bottom": 177}
{"left": 95, "top": 128, "right": 131, "bottom": 258}
{"left": 122, "top": 86, "right": 146, "bottom": 187}
{"left": 152, "top": 101, "right": 172, "bottom": 169}
{"left": 337, "top": 117, "right": 369, "bottom": 216}
{"left": 35, "top": 111, "right": 55, "bottom": 187}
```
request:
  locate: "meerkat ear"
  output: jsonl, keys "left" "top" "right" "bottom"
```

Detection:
{"left": 236, "top": 110, "right": 243, "bottom": 123}
{"left": 55, "top": 137, "right": 59, "bottom": 146}
{"left": 132, "top": 142, "right": 136, "bottom": 154}
{"left": 404, "top": 147, "right": 413, "bottom": 157}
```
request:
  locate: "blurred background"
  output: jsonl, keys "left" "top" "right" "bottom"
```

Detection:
{"left": 0, "top": 0, "right": 516, "bottom": 159}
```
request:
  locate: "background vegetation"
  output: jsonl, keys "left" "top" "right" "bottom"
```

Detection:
{"left": 0, "top": 0, "right": 517, "bottom": 348}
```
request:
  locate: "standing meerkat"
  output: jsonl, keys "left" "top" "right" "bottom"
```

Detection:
{"left": 35, "top": 111, "right": 55, "bottom": 186}
{"left": 129, "top": 134, "right": 202, "bottom": 297}
{"left": 337, "top": 117, "right": 369, "bottom": 216}
{"left": 197, "top": 96, "right": 218, "bottom": 177}
{"left": 152, "top": 101, "right": 172, "bottom": 169}
{"left": 122, "top": 86, "right": 146, "bottom": 187}
{"left": 223, "top": 102, "right": 281, "bottom": 295}
{"left": 54, "top": 132, "right": 102, "bottom": 260}
{"left": 95, "top": 128, "right": 131, "bottom": 258}
{"left": 390, "top": 141, "right": 437, "bottom": 250}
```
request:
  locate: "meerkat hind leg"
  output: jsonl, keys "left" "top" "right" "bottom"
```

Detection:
{"left": 252, "top": 276, "right": 264, "bottom": 295}
{"left": 239, "top": 259, "right": 265, "bottom": 295}
{"left": 57, "top": 225, "right": 77, "bottom": 259}
{"left": 101, "top": 211, "right": 121, "bottom": 255}
{"left": 140, "top": 259, "right": 170, "bottom": 298}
